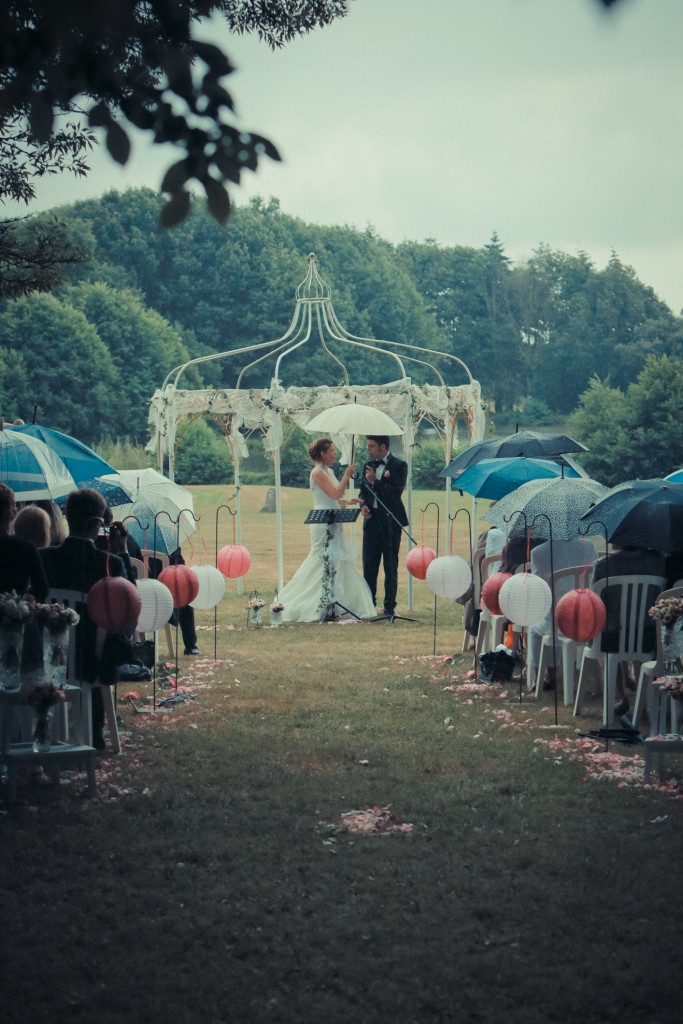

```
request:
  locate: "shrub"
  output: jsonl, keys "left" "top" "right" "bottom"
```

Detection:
{"left": 411, "top": 439, "right": 447, "bottom": 489}
{"left": 175, "top": 419, "right": 230, "bottom": 485}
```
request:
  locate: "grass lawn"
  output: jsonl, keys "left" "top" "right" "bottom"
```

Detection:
{"left": 2, "top": 486, "right": 682, "bottom": 1024}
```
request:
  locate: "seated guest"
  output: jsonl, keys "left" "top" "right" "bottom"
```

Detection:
{"left": 40, "top": 488, "right": 131, "bottom": 749}
{"left": 95, "top": 508, "right": 138, "bottom": 583}
{"left": 33, "top": 499, "right": 68, "bottom": 545}
{"left": 13, "top": 505, "right": 52, "bottom": 550}
{"left": 0, "top": 482, "right": 49, "bottom": 600}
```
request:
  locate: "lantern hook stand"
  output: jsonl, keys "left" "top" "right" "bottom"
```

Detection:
{"left": 215, "top": 504, "right": 236, "bottom": 660}
{"left": 304, "top": 508, "right": 364, "bottom": 622}
{"left": 448, "top": 507, "right": 475, "bottom": 674}
{"left": 136, "top": 508, "right": 200, "bottom": 714}
{"left": 421, "top": 502, "right": 440, "bottom": 654}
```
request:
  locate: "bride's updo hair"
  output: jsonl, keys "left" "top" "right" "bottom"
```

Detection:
{"left": 308, "top": 437, "right": 333, "bottom": 463}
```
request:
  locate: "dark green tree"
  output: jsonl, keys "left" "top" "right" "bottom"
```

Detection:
{"left": 569, "top": 355, "right": 683, "bottom": 486}
{"left": 0, "top": 292, "right": 118, "bottom": 442}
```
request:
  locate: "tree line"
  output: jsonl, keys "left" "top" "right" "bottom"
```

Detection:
{"left": 1, "top": 187, "right": 682, "bottom": 484}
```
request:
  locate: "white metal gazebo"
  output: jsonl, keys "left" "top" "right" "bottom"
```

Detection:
{"left": 148, "top": 253, "right": 485, "bottom": 599}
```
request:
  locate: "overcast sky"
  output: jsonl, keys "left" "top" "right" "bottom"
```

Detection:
{"left": 26, "top": 0, "right": 683, "bottom": 314}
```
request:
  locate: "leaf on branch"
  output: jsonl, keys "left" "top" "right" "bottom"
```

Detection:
{"left": 159, "top": 190, "right": 192, "bottom": 228}
{"left": 161, "top": 159, "right": 191, "bottom": 194}
{"left": 88, "top": 102, "right": 113, "bottom": 129}
{"left": 29, "top": 92, "right": 54, "bottom": 144}
{"left": 203, "top": 177, "right": 231, "bottom": 224}
{"left": 251, "top": 134, "right": 282, "bottom": 163}
{"left": 105, "top": 122, "right": 131, "bottom": 165}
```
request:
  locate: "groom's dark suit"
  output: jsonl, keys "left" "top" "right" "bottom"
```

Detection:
{"left": 358, "top": 452, "right": 408, "bottom": 615}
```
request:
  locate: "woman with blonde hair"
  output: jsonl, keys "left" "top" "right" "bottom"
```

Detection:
{"left": 278, "top": 438, "right": 375, "bottom": 622}
{"left": 13, "top": 505, "right": 51, "bottom": 549}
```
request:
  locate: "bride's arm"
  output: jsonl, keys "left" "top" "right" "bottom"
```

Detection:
{"left": 311, "top": 465, "right": 354, "bottom": 500}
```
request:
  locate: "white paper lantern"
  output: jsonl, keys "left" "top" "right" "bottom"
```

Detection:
{"left": 135, "top": 578, "right": 174, "bottom": 633}
{"left": 498, "top": 573, "right": 552, "bottom": 627}
{"left": 425, "top": 555, "right": 472, "bottom": 599}
{"left": 190, "top": 564, "right": 226, "bottom": 610}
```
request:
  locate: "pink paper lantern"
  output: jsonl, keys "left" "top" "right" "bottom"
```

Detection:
{"left": 217, "top": 543, "right": 252, "bottom": 579}
{"left": 158, "top": 565, "right": 200, "bottom": 609}
{"left": 135, "top": 579, "right": 174, "bottom": 633}
{"left": 87, "top": 576, "right": 142, "bottom": 632}
{"left": 555, "top": 588, "right": 606, "bottom": 642}
{"left": 425, "top": 555, "right": 472, "bottom": 599}
{"left": 190, "top": 564, "right": 226, "bottom": 610}
{"left": 499, "top": 573, "right": 552, "bottom": 627}
{"left": 481, "top": 571, "right": 513, "bottom": 615}
{"left": 405, "top": 545, "right": 437, "bottom": 580}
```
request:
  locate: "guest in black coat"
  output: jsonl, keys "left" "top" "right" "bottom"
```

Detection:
{"left": 0, "top": 483, "right": 49, "bottom": 601}
{"left": 40, "top": 488, "right": 129, "bottom": 748}
{"left": 358, "top": 435, "right": 409, "bottom": 618}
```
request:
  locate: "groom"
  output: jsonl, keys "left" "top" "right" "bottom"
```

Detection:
{"left": 358, "top": 435, "right": 409, "bottom": 620}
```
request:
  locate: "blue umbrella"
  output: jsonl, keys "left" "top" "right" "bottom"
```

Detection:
{"left": 8, "top": 424, "right": 116, "bottom": 483}
{"left": 0, "top": 428, "right": 75, "bottom": 500}
{"left": 453, "top": 457, "right": 580, "bottom": 500}
{"left": 665, "top": 469, "right": 683, "bottom": 483}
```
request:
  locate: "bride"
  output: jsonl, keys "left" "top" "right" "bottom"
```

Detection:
{"left": 280, "top": 438, "right": 375, "bottom": 622}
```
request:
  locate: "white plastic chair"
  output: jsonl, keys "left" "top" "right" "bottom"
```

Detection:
{"left": 531, "top": 565, "right": 592, "bottom": 705}
{"left": 475, "top": 554, "right": 506, "bottom": 656}
{"left": 461, "top": 546, "right": 485, "bottom": 653}
{"left": 573, "top": 574, "right": 667, "bottom": 726}
{"left": 49, "top": 588, "right": 121, "bottom": 753}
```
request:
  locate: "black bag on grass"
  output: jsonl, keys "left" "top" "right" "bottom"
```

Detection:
{"left": 479, "top": 649, "right": 515, "bottom": 683}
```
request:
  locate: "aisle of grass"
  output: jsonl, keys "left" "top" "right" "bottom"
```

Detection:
{"left": 2, "top": 486, "right": 682, "bottom": 1024}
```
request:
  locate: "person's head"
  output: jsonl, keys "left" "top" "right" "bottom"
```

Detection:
{"left": 64, "top": 488, "right": 107, "bottom": 539}
{"left": 307, "top": 438, "right": 336, "bottom": 465}
{"left": 13, "top": 505, "right": 52, "bottom": 548}
{"left": 33, "top": 499, "right": 68, "bottom": 544}
{"left": 366, "top": 436, "right": 390, "bottom": 461}
{"left": 0, "top": 482, "right": 17, "bottom": 535}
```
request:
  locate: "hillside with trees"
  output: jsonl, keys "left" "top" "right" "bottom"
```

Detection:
{"left": 1, "top": 186, "right": 682, "bottom": 480}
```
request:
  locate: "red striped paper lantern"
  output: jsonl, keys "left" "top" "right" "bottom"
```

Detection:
{"left": 405, "top": 545, "right": 437, "bottom": 580}
{"left": 87, "top": 576, "right": 142, "bottom": 632}
{"left": 555, "top": 588, "right": 606, "bottom": 642}
{"left": 481, "top": 571, "right": 513, "bottom": 615}
{"left": 158, "top": 564, "right": 200, "bottom": 609}
{"left": 217, "top": 543, "right": 252, "bottom": 579}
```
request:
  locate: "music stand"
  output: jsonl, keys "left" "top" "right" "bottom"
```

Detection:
{"left": 304, "top": 508, "right": 364, "bottom": 622}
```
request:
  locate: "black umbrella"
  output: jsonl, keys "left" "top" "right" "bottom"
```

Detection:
{"left": 442, "top": 430, "right": 588, "bottom": 478}
{"left": 579, "top": 478, "right": 683, "bottom": 553}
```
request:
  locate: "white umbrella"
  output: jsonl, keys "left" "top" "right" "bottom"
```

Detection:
{"left": 305, "top": 403, "right": 403, "bottom": 437}
{"left": 99, "top": 468, "right": 197, "bottom": 555}
{"left": 305, "top": 404, "right": 403, "bottom": 464}
{"left": 483, "top": 477, "right": 608, "bottom": 541}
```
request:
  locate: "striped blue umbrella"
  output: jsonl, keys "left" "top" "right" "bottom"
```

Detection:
{"left": 8, "top": 424, "right": 115, "bottom": 483}
{"left": 0, "top": 428, "right": 75, "bottom": 500}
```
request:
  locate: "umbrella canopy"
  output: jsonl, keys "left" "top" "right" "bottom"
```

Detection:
{"left": 579, "top": 478, "right": 683, "bottom": 553}
{"left": 0, "top": 428, "right": 75, "bottom": 500}
{"left": 483, "top": 476, "right": 609, "bottom": 541}
{"left": 453, "top": 457, "right": 580, "bottom": 501}
{"left": 665, "top": 469, "right": 683, "bottom": 483}
{"left": 8, "top": 424, "right": 116, "bottom": 483}
{"left": 305, "top": 403, "right": 403, "bottom": 436}
{"left": 442, "top": 430, "right": 588, "bottom": 478}
{"left": 99, "top": 468, "right": 197, "bottom": 556}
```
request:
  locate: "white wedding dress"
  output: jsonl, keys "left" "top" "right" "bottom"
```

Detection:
{"left": 279, "top": 468, "right": 375, "bottom": 622}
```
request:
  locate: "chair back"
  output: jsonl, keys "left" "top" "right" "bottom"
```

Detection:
{"left": 48, "top": 588, "right": 106, "bottom": 683}
{"left": 139, "top": 550, "right": 169, "bottom": 580}
{"left": 129, "top": 557, "right": 145, "bottom": 581}
{"left": 480, "top": 553, "right": 502, "bottom": 586}
{"left": 592, "top": 574, "right": 667, "bottom": 658}
{"left": 550, "top": 564, "right": 592, "bottom": 613}
{"left": 470, "top": 546, "right": 486, "bottom": 605}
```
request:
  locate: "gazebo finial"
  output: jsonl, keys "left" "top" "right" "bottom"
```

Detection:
{"left": 296, "top": 251, "right": 331, "bottom": 302}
